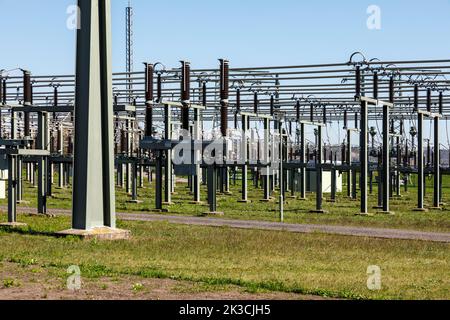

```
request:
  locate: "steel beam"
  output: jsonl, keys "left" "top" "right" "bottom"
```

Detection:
{"left": 70, "top": 0, "right": 117, "bottom": 230}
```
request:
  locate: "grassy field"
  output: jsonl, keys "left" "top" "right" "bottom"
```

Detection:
{"left": 0, "top": 171, "right": 448, "bottom": 300}
{"left": 0, "top": 214, "right": 448, "bottom": 300}
{"left": 2, "top": 171, "right": 449, "bottom": 232}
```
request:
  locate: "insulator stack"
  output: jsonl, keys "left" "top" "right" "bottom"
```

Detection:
{"left": 355, "top": 66, "right": 361, "bottom": 98}
{"left": 0, "top": 77, "right": 2, "bottom": 104}
{"left": 389, "top": 76, "right": 395, "bottom": 103}
{"left": 373, "top": 72, "right": 378, "bottom": 99}
{"left": 414, "top": 84, "right": 419, "bottom": 111}
{"left": 219, "top": 59, "right": 229, "bottom": 137}
{"left": 157, "top": 73, "right": 162, "bottom": 103}
{"left": 253, "top": 92, "right": 258, "bottom": 114}
{"left": 53, "top": 86, "right": 58, "bottom": 107}
{"left": 144, "top": 63, "right": 154, "bottom": 137}
{"left": 180, "top": 61, "right": 191, "bottom": 130}
{"left": 23, "top": 70, "right": 32, "bottom": 136}
{"left": 343, "top": 109, "right": 348, "bottom": 129}
{"left": 270, "top": 95, "right": 275, "bottom": 116}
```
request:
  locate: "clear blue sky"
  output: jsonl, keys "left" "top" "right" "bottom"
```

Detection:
{"left": 1, "top": 0, "right": 450, "bottom": 75}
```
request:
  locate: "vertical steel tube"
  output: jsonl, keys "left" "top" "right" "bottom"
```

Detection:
{"left": 433, "top": 114, "right": 440, "bottom": 208}
{"left": 7, "top": 156, "right": 17, "bottom": 223}
{"left": 315, "top": 126, "right": 323, "bottom": 212}
{"left": 300, "top": 122, "right": 306, "bottom": 199}
{"left": 382, "top": 103, "right": 390, "bottom": 213}
{"left": 360, "top": 101, "right": 368, "bottom": 214}
{"left": 347, "top": 130, "right": 352, "bottom": 198}
{"left": 239, "top": 114, "right": 249, "bottom": 202}
{"left": 417, "top": 112, "right": 425, "bottom": 210}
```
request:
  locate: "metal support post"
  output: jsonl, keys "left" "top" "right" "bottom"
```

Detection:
{"left": 299, "top": 122, "right": 306, "bottom": 200}
{"left": 164, "top": 105, "right": 173, "bottom": 205}
{"left": 359, "top": 100, "right": 368, "bottom": 215}
{"left": 60, "top": 0, "right": 125, "bottom": 236}
{"left": 382, "top": 104, "right": 390, "bottom": 213}
{"left": 415, "top": 112, "right": 426, "bottom": 211}
{"left": 239, "top": 114, "right": 249, "bottom": 203}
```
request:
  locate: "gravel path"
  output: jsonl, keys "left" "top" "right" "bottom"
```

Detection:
{"left": 5, "top": 206, "right": 450, "bottom": 243}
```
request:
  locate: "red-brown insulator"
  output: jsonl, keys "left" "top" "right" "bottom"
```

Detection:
{"left": 0, "top": 77, "right": 3, "bottom": 104}
{"left": 219, "top": 59, "right": 229, "bottom": 101}
{"left": 54, "top": 86, "right": 58, "bottom": 107}
{"left": 270, "top": 95, "right": 275, "bottom": 116}
{"left": 389, "top": 76, "right": 394, "bottom": 103}
{"left": 145, "top": 63, "right": 154, "bottom": 102}
{"left": 355, "top": 66, "right": 361, "bottom": 98}
{"left": 414, "top": 84, "right": 419, "bottom": 111}
{"left": 373, "top": 72, "right": 378, "bottom": 100}
{"left": 180, "top": 61, "right": 190, "bottom": 130}
{"left": 202, "top": 82, "right": 207, "bottom": 107}
{"left": 343, "top": 109, "right": 348, "bottom": 128}
{"left": 181, "top": 61, "right": 191, "bottom": 102}
{"left": 23, "top": 70, "right": 32, "bottom": 105}
{"left": 157, "top": 73, "right": 162, "bottom": 103}
{"left": 253, "top": 92, "right": 258, "bottom": 114}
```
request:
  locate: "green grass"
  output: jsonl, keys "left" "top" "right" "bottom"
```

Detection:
{"left": 0, "top": 215, "right": 448, "bottom": 300}
{"left": 3, "top": 171, "right": 449, "bottom": 233}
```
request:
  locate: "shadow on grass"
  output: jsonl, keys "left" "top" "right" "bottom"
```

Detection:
{"left": 0, "top": 225, "right": 59, "bottom": 238}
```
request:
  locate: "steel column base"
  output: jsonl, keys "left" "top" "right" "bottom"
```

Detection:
{"left": 377, "top": 211, "right": 395, "bottom": 215}
{"left": 202, "top": 211, "right": 224, "bottom": 216}
{"left": 127, "top": 200, "right": 143, "bottom": 204}
{"left": 309, "top": 210, "right": 328, "bottom": 214}
{"left": 355, "top": 213, "right": 374, "bottom": 217}
{"left": 413, "top": 208, "right": 429, "bottom": 212}
{"left": 0, "top": 222, "right": 27, "bottom": 228}
{"left": 56, "top": 227, "right": 131, "bottom": 240}
{"left": 189, "top": 201, "right": 205, "bottom": 205}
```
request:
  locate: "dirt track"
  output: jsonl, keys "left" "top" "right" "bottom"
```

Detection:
{"left": 0, "top": 262, "right": 327, "bottom": 300}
